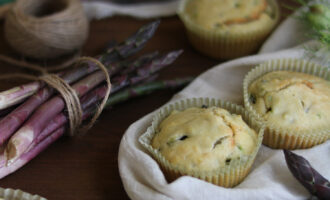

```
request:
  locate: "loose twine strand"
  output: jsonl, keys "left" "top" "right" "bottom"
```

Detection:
{"left": 0, "top": 52, "right": 81, "bottom": 74}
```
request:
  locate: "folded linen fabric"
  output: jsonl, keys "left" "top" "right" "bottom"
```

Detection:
{"left": 82, "top": 0, "right": 179, "bottom": 19}
{"left": 118, "top": 12, "right": 330, "bottom": 200}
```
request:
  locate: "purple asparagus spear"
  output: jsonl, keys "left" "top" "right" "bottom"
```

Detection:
{"left": 0, "top": 127, "right": 65, "bottom": 178}
{"left": 284, "top": 150, "right": 330, "bottom": 200}
{"left": 0, "top": 82, "right": 43, "bottom": 110}
{"left": 111, "top": 50, "right": 183, "bottom": 93}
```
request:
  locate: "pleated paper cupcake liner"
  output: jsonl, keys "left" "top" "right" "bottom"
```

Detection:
{"left": 0, "top": 187, "right": 46, "bottom": 200}
{"left": 139, "top": 97, "right": 264, "bottom": 188}
{"left": 177, "top": 0, "right": 280, "bottom": 59}
{"left": 243, "top": 58, "right": 330, "bottom": 149}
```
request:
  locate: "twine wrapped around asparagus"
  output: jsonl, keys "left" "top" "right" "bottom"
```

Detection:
{"left": 0, "top": 55, "right": 112, "bottom": 138}
{"left": 0, "top": 20, "right": 193, "bottom": 179}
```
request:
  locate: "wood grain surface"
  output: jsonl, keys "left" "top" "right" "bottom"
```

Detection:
{"left": 0, "top": 1, "right": 296, "bottom": 199}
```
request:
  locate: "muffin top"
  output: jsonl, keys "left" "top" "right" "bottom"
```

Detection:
{"left": 248, "top": 71, "right": 330, "bottom": 131}
{"left": 151, "top": 107, "right": 258, "bottom": 172}
{"left": 184, "top": 0, "right": 276, "bottom": 32}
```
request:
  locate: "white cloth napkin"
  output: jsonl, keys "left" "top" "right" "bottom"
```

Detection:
{"left": 82, "top": 0, "right": 179, "bottom": 19}
{"left": 118, "top": 14, "right": 330, "bottom": 200}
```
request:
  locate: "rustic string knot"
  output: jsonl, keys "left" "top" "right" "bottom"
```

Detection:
{"left": 39, "top": 74, "right": 83, "bottom": 136}
{"left": 46, "top": 56, "right": 111, "bottom": 136}
{"left": 72, "top": 57, "right": 112, "bottom": 135}
{"left": 41, "top": 56, "right": 111, "bottom": 136}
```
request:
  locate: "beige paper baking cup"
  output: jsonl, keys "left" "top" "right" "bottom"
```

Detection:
{"left": 139, "top": 98, "right": 264, "bottom": 188}
{"left": 177, "top": 0, "right": 280, "bottom": 59}
{"left": 243, "top": 58, "right": 330, "bottom": 149}
{"left": 0, "top": 187, "right": 46, "bottom": 200}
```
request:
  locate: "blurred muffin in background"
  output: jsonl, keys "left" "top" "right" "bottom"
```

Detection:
{"left": 178, "top": 0, "right": 280, "bottom": 59}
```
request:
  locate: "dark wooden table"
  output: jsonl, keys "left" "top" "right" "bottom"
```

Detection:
{"left": 0, "top": 1, "right": 295, "bottom": 199}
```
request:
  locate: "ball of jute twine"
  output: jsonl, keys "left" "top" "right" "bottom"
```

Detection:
{"left": 4, "top": 0, "right": 89, "bottom": 59}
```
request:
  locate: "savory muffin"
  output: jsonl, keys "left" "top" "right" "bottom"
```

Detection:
{"left": 184, "top": 0, "right": 273, "bottom": 33}
{"left": 248, "top": 71, "right": 330, "bottom": 131}
{"left": 139, "top": 98, "right": 264, "bottom": 187}
{"left": 178, "top": 0, "right": 279, "bottom": 59}
{"left": 244, "top": 58, "right": 330, "bottom": 149}
{"left": 151, "top": 107, "right": 258, "bottom": 172}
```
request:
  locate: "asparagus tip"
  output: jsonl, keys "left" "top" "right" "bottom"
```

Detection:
{"left": 171, "top": 49, "right": 184, "bottom": 57}
{"left": 283, "top": 150, "right": 330, "bottom": 200}
{"left": 149, "top": 19, "right": 161, "bottom": 29}
{"left": 138, "top": 20, "right": 161, "bottom": 40}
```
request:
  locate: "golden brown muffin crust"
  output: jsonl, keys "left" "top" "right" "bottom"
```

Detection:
{"left": 248, "top": 71, "right": 330, "bottom": 131}
{"left": 151, "top": 107, "right": 258, "bottom": 171}
{"left": 184, "top": 0, "right": 274, "bottom": 31}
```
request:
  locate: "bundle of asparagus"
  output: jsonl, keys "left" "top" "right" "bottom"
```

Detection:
{"left": 0, "top": 21, "right": 193, "bottom": 179}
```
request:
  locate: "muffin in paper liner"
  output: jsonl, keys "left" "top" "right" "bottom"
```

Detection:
{"left": 139, "top": 98, "right": 264, "bottom": 188}
{"left": 177, "top": 0, "right": 280, "bottom": 59}
{"left": 0, "top": 187, "right": 46, "bottom": 200}
{"left": 243, "top": 58, "right": 330, "bottom": 149}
